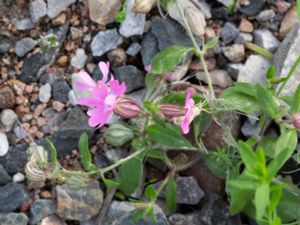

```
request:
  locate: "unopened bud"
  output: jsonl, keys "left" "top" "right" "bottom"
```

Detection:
{"left": 114, "top": 95, "right": 141, "bottom": 119}
{"left": 160, "top": 104, "right": 185, "bottom": 118}
{"left": 293, "top": 113, "right": 300, "bottom": 129}
{"left": 133, "top": 0, "right": 156, "bottom": 13}
{"left": 184, "top": 6, "right": 206, "bottom": 36}
{"left": 104, "top": 123, "right": 134, "bottom": 147}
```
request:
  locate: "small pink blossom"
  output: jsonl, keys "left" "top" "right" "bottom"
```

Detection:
{"left": 75, "top": 62, "right": 126, "bottom": 128}
{"left": 145, "top": 65, "right": 152, "bottom": 73}
{"left": 181, "top": 89, "right": 195, "bottom": 134}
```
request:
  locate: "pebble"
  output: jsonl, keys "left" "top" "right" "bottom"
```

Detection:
{"left": 140, "top": 32, "right": 159, "bottom": 66}
{"left": 15, "top": 38, "right": 37, "bottom": 57}
{"left": 256, "top": 9, "right": 275, "bottom": 22}
{"left": 56, "top": 181, "right": 103, "bottom": 221}
{"left": 70, "top": 27, "right": 83, "bottom": 40}
{"left": 52, "top": 79, "right": 71, "bottom": 103}
{"left": 226, "top": 63, "right": 243, "bottom": 80}
{"left": 276, "top": 1, "right": 291, "bottom": 14}
{"left": 234, "top": 32, "right": 253, "bottom": 44}
{"left": 88, "top": 0, "right": 121, "bottom": 25}
{"left": 239, "top": 18, "right": 254, "bottom": 33}
{"left": 104, "top": 148, "right": 127, "bottom": 163}
{"left": 192, "top": 0, "right": 211, "bottom": 19}
{"left": 0, "top": 109, "right": 18, "bottom": 128}
{"left": 13, "top": 126, "right": 27, "bottom": 140}
{"left": 279, "top": 7, "right": 299, "bottom": 37}
{"left": 47, "top": 0, "right": 76, "bottom": 19}
{"left": 30, "top": 199, "right": 56, "bottom": 225}
{"left": 39, "top": 83, "right": 52, "bottom": 103}
{"left": 222, "top": 44, "right": 245, "bottom": 63}
{"left": 14, "top": 19, "right": 36, "bottom": 30}
{"left": 57, "top": 55, "right": 69, "bottom": 66}
{"left": 239, "top": 0, "right": 266, "bottom": 16}
{"left": 91, "top": 29, "right": 123, "bottom": 57}
{"left": 254, "top": 29, "right": 280, "bottom": 52}
{"left": 71, "top": 48, "right": 88, "bottom": 69}
{"left": 12, "top": 172, "right": 25, "bottom": 183}
{"left": 52, "top": 101, "right": 65, "bottom": 112}
{"left": 0, "top": 165, "right": 12, "bottom": 185}
{"left": 40, "top": 215, "right": 65, "bottom": 225}
{"left": 107, "top": 48, "right": 127, "bottom": 67}
{"left": 197, "top": 69, "right": 233, "bottom": 89}
{"left": 0, "top": 213, "right": 28, "bottom": 225}
{"left": 241, "top": 119, "right": 258, "bottom": 137}
{"left": 119, "top": 0, "right": 146, "bottom": 38}
{"left": 0, "top": 35, "right": 13, "bottom": 54}
{"left": 68, "top": 90, "right": 77, "bottom": 106}
{"left": 221, "top": 22, "right": 239, "bottom": 44}
{"left": 126, "top": 42, "right": 142, "bottom": 56}
{"left": 52, "top": 13, "right": 67, "bottom": 25}
{"left": 0, "top": 132, "right": 9, "bottom": 157}
{"left": 29, "top": 0, "right": 47, "bottom": 23}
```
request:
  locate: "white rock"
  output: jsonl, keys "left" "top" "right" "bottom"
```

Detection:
{"left": 13, "top": 172, "right": 26, "bottom": 183}
{"left": 254, "top": 29, "right": 280, "bottom": 53}
{"left": 29, "top": 0, "right": 47, "bottom": 23}
{"left": 39, "top": 83, "right": 52, "bottom": 103}
{"left": 68, "top": 90, "right": 77, "bottom": 106}
{"left": 0, "top": 109, "right": 18, "bottom": 128}
{"left": 0, "top": 132, "right": 9, "bottom": 157}
{"left": 71, "top": 48, "right": 88, "bottom": 69}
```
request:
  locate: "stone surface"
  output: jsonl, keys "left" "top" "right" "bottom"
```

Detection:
{"left": 0, "top": 165, "right": 11, "bottom": 185}
{"left": 29, "top": 0, "right": 47, "bottom": 23}
{"left": 274, "top": 24, "right": 300, "bottom": 96}
{"left": 191, "top": 0, "right": 211, "bottom": 19}
{"left": 20, "top": 22, "right": 69, "bottom": 83}
{"left": 47, "top": 0, "right": 76, "bottom": 18}
{"left": 238, "top": 55, "right": 271, "bottom": 84}
{"left": 14, "top": 19, "right": 36, "bottom": 30}
{"left": 52, "top": 78, "right": 71, "bottom": 103}
{"left": 279, "top": 7, "right": 299, "bottom": 37}
{"left": 0, "top": 35, "right": 13, "bottom": 54}
{"left": 197, "top": 69, "right": 233, "bottom": 89}
{"left": 119, "top": 0, "right": 145, "bottom": 38}
{"left": 256, "top": 9, "right": 275, "bottom": 22}
{"left": 71, "top": 48, "right": 88, "bottom": 69}
{"left": 112, "top": 65, "right": 145, "bottom": 93}
{"left": 12, "top": 172, "right": 25, "bottom": 183}
{"left": 222, "top": 44, "right": 245, "bottom": 63}
{"left": 30, "top": 199, "right": 56, "bottom": 225}
{"left": 239, "top": 0, "right": 266, "bottom": 16}
{"left": 141, "top": 32, "right": 159, "bottom": 66}
{"left": 91, "top": 29, "right": 123, "bottom": 57}
{"left": 39, "top": 83, "right": 52, "bottom": 103}
{"left": 40, "top": 215, "right": 66, "bottom": 225}
{"left": 254, "top": 29, "right": 280, "bottom": 52}
{"left": 239, "top": 18, "right": 254, "bottom": 33}
{"left": 88, "top": 0, "right": 121, "bottom": 25}
{"left": 0, "top": 86, "right": 16, "bottom": 109}
{"left": 56, "top": 181, "right": 103, "bottom": 221}
{"left": 0, "top": 213, "right": 28, "bottom": 225}
{"left": 221, "top": 22, "right": 239, "bottom": 44}
{"left": 15, "top": 37, "right": 37, "bottom": 57}
{"left": 126, "top": 42, "right": 142, "bottom": 56}
{"left": 0, "top": 132, "right": 9, "bottom": 157}
{"left": 226, "top": 63, "right": 243, "bottom": 80}
{"left": 0, "top": 182, "right": 29, "bottom": 213}
{"left": 0, "top": 109, "right": 17, "bottom": 128}
{"left": 107, "top": 48, "right": 127, "bottom": 67}
{"left": 241, "top": 119, "right": 258, "bottom": 137}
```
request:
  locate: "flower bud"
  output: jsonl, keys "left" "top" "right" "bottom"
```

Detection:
{"left": 160, "top": 104, "right": 185, "bottom": 118}
{"left": 293, "top": 113, "right": 300, "bottom": 129}
{"left": 133, "top": 0, "right": 156, "bottom": 13}
{"left": 114, "top": 95, "right": 141, "bottom": 119}
{"left": 104, "top": 123, "right": 134, "bottom": 147}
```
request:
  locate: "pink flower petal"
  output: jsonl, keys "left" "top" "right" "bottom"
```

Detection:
{"left": 145, "top": 65, "right": 152, "bottom": 73}
{"left": 181, "top": 89, "right": 195, "bottom": 134}
{"left": 109, "top": 80, "right": 126, "bottom": 96}
{"left": 78, "top": 71, "right": 97, "bottom": 89}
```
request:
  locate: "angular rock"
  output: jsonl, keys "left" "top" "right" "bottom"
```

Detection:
{"left": 0, "top": 132, "right": 9, "bottom": 157}
{"left": 254, "top": 29, "right": 280, "bottom": 52}
{"left": 241, "top": 119, "right": 258, "bottom": 137}
{"left": 0, "top": 182, "right": 29, "bottom": 213}
{"left": 279, "top": 7, "right": 299, "bottom": 37}
{"left": 56, "top": 181, "right": 103, "bottom": 221}
{"left": 191, "top": 0, "right": 211, "bottom": 19}
{"left": 221, "top": 22, "right": 239, "bottom": 44}
{"left": 0, "top": 165, "right": 11, "bottom": 185}
{"left": 20, "top": 22, "right": 69, "bottom": 83}
{"left": 234, "top": 33, "right": 253, "bottom": 44}
{"left": 29, "top": 0, "right": 47, "bottom": 23}
{"left": 52, "top": 78, "right": 71, "bottom": 103}
{"left": 47, "top": 0, "right": 76, "bottom": 19}
{"left": 226, "top": 63, "right": 243, "bottom": 80}
{"left": 197, "top": 69, "right": 233, "bottom": 89}
{"left": 0, "top": 35, "right": 13, "bottom": 54}
{"left": 14, "top": 19, "right": 35, "bottom": 31}
{"left": 88, "top": 0, "right": 121, "bottom": 25}
{"left": 91, "top": 29, "right": 123, "bottom": 57}
{"left": 0, "top": 85, "right": 16, "bottom": 109}
{"left": 238, "top": 55, "right": 270, "bottom": 84}
{"left": 30, "top": 199, "right": 56, "bottom": 225}
{"left": 0, "top": 109, "right": 18, "bottom": 128}
{"left": 222, "top": 44, "right": 245, "bottom": 63}
{"left": 126, "top": 42, "right": 141, "bottom": 56}
{"left": 0, "top": 213, "right": 28, "bottom": 225}
{"left": 141, "top": 31, "right": 159, "bottom": 66}
{"left": 112, "top": 65, "right": 145, "bottom": 93}
{"left": 39, "top": 83, "right": 52, "bottom": 103}
{"left": 274, "top": 24, "right": 300, "bottom": 96}
{"left": 256, "top": 9, "right": 275, "bottom": 22}
{"left": 16, "top": 38, "right": 37, "bottom": 57}
{"left": 239, "top": 0, "right": 266, "bottom": 16}
{"left": 71, "top": 48, "right": 88, "bottom": 69}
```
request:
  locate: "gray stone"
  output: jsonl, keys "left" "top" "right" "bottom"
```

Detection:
{"left": 16, "top": 38, "right": 37, "bottom": 57}
{"left": 52, "top": 79, "right": 71, "bottom": 103}
{"left": 0, "top": 132, "right": 9, "bottom": 157}
{"left": 126, "top": 42, "right": 142, "bottom": 56}
{"left": 254, "top": 29, "right": 280, "bottom": 52}
{"left": 20, "top": 22, "right": 69, "bottom": 83}
{"left": 119, "top": 0, "right": 145, "bottom": 38}
{"left": 0, "top": 144, "right": 28, "bottom": 174}
{"left": 226, "top": 63, "right": 243, "bottom": 80}
{"left": 0, "top": 213, "right": 28, "bottom": 225}
{"left": 191, "top": 0, "right": 211, "bottom": 19}
{"left": 274, "top": 24, "right": 300, "bottom": 96}
{"left": 0, "top": 35, "right": 13, "bottom": 54}
{"left": 112, "top": 65, "right": 145, "bottom": 93}
{"left": 0, "top": 109, "right": 17, "bottom": 128}
{"left": 197, "top": 70, "right": 233, "bottom": 89}
{"left": 29, "top": 0, "right": 47, "bottom": 23}
{"left": 47, "top": 0, "right": 76, "bottom": 19}
{"left": 91, "top": 29, "right": 123, "bottom": 57}
{"left": 256, "top": 9, "right": 275, "bottom": 22}
{"left": 221, "top": 22, "right": 239, "bottom": 44}
{"left": 56, "top": 181, "right": 103, "bottom": 221}
{"left": 39, "top": 83, "right": 52, "bottom": 103}
{"left": 88, "top": 0, "right": 122, "bottom": 25}
{"left": 241, "top": 119, "right": 258, "bottom": 137}
{"left": 30, "top": 199, "right": 56, "bottom": 225}
{"left": 0, "top": 182, "right": 29, "bottom": 213}
{"left": 239, "top": 0, "right": 266, "bottom": 16}
{"left": 222, "top": 44, "right": 245, "bottom": 63}
{"left": 14, "top": 19, "right": 36, "bottom": 30}
{"left": 13, "top": 126, "right": 27, "bottom": 139}
{"left": 0, "top": 165, "right": 11, "bottom": 185}
{"left": 234, "top": 33, "right": 253, "bottom": 44}
{"left": 141, "top": 32, "right": 159, "bottom": 66}
{"left": 71, "top": 48, "right": 88, "bottom": 69}
{"left": 169, "top": 213, "right": 200, "bottom": 225}
{"left": 104, "top": 148, "right": 127, "bottom": 163}
{"left": 238, "top": 55, "right": 271, "bottom": 84}
{"left": 12, "top": 173, "right": 25, "bottom": 183}
{"left": 216, "top": 0, "right": 233, "bottom": 7}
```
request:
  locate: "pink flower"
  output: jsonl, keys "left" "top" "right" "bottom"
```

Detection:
{"left": 181, "top": 89, "right": 195, "bottom": 134}
{"left": 75, "top": 62, "right": 126, "bottom": 128}
{"left": 144, "top": 65, "right": 152, "bottom": 73}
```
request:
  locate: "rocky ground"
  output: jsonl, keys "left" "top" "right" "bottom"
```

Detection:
{"left": 0, "top": 0, "right": 300, "bottom": 224}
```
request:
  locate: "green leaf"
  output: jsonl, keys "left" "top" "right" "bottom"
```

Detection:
{"left": 146, "top": 123, "right": 193, "bottom": 148}
{"left": 269, "top": 185, "right": 282, "bottom": 213}
{"left": 245, "top": 43, "right": 273, "bottom": 60}
{"left": 146, "top": 150, "right": 167, "bottom": 162}
{"left": 205, "top": 37, "right": 219, "bottom": 49}
{"left": 118, "top": 156, "right": 143, "bottom": 195}
{"left": 151, "top": 45, "right": 193, "bottom": 73}
{"left": 101, "top": 173, "right": 119, "bottom": 189}
{"left": 291, "top": 84, "right": 300, "bottom": 114}
{"left": 193, "top": 112, "right": 211, "bottom": 143}
{"left": 228, "top": 180, "right": 258, "bottom": 190}
{"left": 145, "top": 185, "right": 156, "bottom": 201}
{"left": 256, "top": 83, "right": 281, "bottom": 119}
{"left": 46, "top": 138, "right": 58, "bottom": 167}
{"left": 266, "top": 65, "right": 275, "bottom": 81}
{"left": 131, "top": 209, "right": 145, "bottom": 223}
{"left": 78, "top": 133, "right": 97, "bottom": 171}
{"left": 238, "top": 141, "right": 256, "bottom": 172}
{"left": 274, "top": 128, "right": 298, "bottom": 157}
{"left": 254, "top": 183, "right": 270, "bottom": 220}
{"left": 297, "top": 0, "right": 300, "bottom": 20}
{"left": 166, "top": 177, "right": 177, "bottom": 214}
{"left": 271, "top": 217, "right": 281, "bottom": 225}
